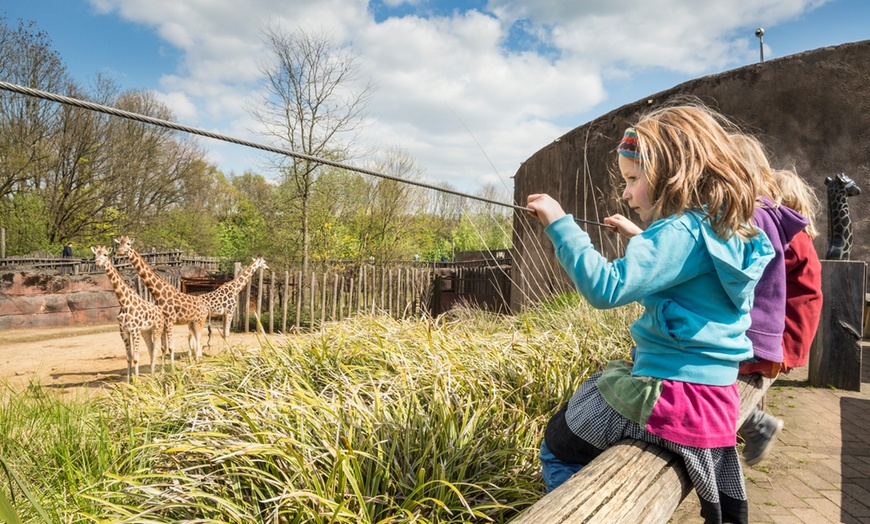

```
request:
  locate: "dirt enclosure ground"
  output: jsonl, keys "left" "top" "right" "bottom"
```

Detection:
{"left": 0, "top": 323, "right": 280, "bottom": 396}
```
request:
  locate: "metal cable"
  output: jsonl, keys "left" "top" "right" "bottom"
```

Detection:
{"left": 0, "top": 80, "right": 611, "bottom": 228}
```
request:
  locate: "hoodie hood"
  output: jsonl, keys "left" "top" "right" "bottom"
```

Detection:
{"left": 695, "top": 213, "right": 775, "bottom": 313}
{"left": 756, "top": 196, "right": 808, "bottom": 250}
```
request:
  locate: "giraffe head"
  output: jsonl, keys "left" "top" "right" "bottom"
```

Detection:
{"left": 114, "top": 236, "right": 135, "bottom": 256}
{"left": 92, "top": 245, "right": 111, "bottom": 268}
{"left": 253, "top": 256, "right": 269, "bottom": 271}
{"left": 825, "top": 173, "right": 862, "bottom": 198}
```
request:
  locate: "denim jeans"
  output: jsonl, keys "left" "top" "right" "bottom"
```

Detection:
{"left": 539, "top": 439, "right": 583, "bottom": 493}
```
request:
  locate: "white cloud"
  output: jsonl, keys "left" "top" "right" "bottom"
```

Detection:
{"left": 86, "top": 0, "right": 828, "bottom": 192}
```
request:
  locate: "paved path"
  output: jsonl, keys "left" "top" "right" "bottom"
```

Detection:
{"left": 671, "top": 347, "right": 870, "bottom": 523}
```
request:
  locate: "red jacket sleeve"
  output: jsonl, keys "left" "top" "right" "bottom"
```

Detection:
{"left": 782, "top": 231, "right": 823, "bottom": 371}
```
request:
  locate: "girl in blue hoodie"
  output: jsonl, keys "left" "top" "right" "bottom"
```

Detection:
{"left": 527, "top": 103, "right": 774, "bottom": 524}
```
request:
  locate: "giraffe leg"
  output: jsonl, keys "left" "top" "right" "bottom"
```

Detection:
{"left": 118, "top": 314, "right": 133, "bottom": 383}
{"left": 187, "top": 324, "right": 196, "bottom": 363}
{"left": 223, "top": 310, "right": 232, "bottom": 338}
{"left": 129, "top": 327, "right": 141, "bottom": 381}
{"left": 164, "top": 320, "right": 175, "bottom": 368}
{"left": 143, "top": 328, "right": 157, "bottom": 375}
{"left": 191, "top": 321, "right": 205, "bottom": 361}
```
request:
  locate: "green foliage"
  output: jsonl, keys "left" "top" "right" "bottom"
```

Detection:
{"left": 217, "top": 200, "right": 270, "bottom": 260}
{"left": 136, "top": 205, "right": 221, "bottom": 254}
{"left": 0, "top": 193, "right": 55, "bottom": 255}
{"left": 452, "top": 213, "right": 512, "bottom": 253}
{"left": 0, "top": 385, "right": 121, "bottom": 520}
{"left": 0, "top": 298, "right": 638, "bottom": 522}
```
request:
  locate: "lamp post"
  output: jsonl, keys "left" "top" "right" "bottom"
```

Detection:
{"left": 755, "top": 28, "right": 765, "bottom": 62}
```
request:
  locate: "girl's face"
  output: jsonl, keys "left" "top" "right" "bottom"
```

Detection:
{"left": 618, "top": 154, "right": 653, "bottom": 223}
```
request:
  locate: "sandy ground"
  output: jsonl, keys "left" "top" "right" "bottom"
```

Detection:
{"left": 0, "top": 323, "right": 285, "bottom": 396}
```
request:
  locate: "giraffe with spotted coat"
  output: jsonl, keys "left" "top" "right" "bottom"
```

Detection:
{"left": 200, "top": 256, "right": 268, "bottom": 344}
{"left": 92, "top": 245, "right": 168, "bottom": 382}
{"left": 114, "top": 236, "right": 209, "bottom": 362}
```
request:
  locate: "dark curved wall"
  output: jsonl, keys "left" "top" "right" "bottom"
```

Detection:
{"left": 512, "top": 40, "right": 870, "bottom": 309}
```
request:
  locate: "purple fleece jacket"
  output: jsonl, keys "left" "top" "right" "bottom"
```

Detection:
{"left": 748, "top": 196, "right": 809, "bottom": 362}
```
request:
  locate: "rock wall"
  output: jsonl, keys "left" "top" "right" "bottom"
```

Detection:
{"left": 0, "top": 272, "right": 118, "bottom": 330}
{"left": 0, "top": 265, "right": 210, "bottom": 331}
{"left": 512, "top": 40, "right": 870, "bottom": 309}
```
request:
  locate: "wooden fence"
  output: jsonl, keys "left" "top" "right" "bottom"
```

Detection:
{"left": 0, "top": 247, "right": 513, "bottom": 333}
{"left": 0, "top": 249, "right": 223, "bottom": 274}
{"left": 231, "top": 265, "right": 435, "bottom": 333}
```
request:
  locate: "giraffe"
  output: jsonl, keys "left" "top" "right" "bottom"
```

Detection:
{"left": 92, "top": 245, "right": 168, "bottom": 382}
{"left": 825, "top": 173, "right": 862, "bottom": 260}
{"left": 200, "top": 256, "right": 269, "bottom": 343}
{"left": 114, "top": 236, "right": 209, "bottom": 361}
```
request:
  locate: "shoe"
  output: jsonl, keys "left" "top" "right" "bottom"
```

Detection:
{"left": 740, "top": 411, "right": 784, "bottom": 466}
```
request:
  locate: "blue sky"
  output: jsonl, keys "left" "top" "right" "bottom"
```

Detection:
{"left": 2, "top": 0, "right": 868, "bottom": 195}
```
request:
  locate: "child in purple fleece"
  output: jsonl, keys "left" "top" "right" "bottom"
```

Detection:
{"left": 730, "top": 134, "right": 808, "bottom": 466}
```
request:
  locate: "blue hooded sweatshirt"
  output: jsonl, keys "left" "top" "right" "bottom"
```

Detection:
{"left": 545, "top": 211, "right": 774, "bottom": 386}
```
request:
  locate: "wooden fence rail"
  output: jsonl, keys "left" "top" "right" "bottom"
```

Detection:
{"left": 0, "top": 250, "right": 223, "bottom": 274}
{"left": 232, "top": 265, "right": 435, "bottom": 333}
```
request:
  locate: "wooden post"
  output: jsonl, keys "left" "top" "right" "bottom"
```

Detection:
{"left": 348, "top": 277, "right": 355, "bottom": 318}
{"left": 1, "top": 227, "right": 5, "bottom": 259}
{"left": 244, "top": 279, "right": 251, "bottom": 333}
{"left": 358, "top": 266, "right": 364, "bottom": 315}
{"left": 338, "top": 276, "right": 345, "bottom": 321}
{"left": 809, "top": 260, "right": 866, "bottom": 391}
{"left": 295, "top": 270, "right": 303, "bottom": 331}
{"left": 256, "top": 267, "right": 264, "bottom": 330}
{"left": 388, "top": 269, "right": 393, "bottom": 316}
{"left": 332, "top": 273, "right": 339, "bottom": 321}
{"left": 233, "top": 262, "right": 242, "bottom": 331}
{"left": 380, "top": 267, "right": 386, "bottom": 313}
{"left": 282, "top": 271, "right": 289, "bottom": 333}
{"left": 321, "top": 271, "right": 328, "bottom": 330}
{"left": 309, "top": 272, "right": 316, "bottom": 331}
{"left": 365, "top": 265, "right": 371, "bottom": 313}
{"left": 269, "top": 270, "right": 275, "bottom": 334}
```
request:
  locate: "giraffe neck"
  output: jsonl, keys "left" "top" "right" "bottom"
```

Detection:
{"left": 223, "top": 261, "right": 261, "bottom": 294}
{"left": 828, "top": 190, "right": 850, "bottom": 237}
{"left": 101, "top": 260, "right": 136, "bottom": 309}
{"left": 127, "top": 246, "right": 174, "bottom": 299}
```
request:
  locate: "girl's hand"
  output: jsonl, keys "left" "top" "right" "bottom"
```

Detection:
{"left": 604, "top": 214, "right": 643, "bottom": 238}
{"left": 526, "top": 194, "right": 566, "bottom": 227}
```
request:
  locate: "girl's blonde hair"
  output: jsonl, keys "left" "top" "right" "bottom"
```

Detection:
{"left": 729, "top": 133, "right": 781, "bottom": 204}
{"left": 772, "top": 169, "right": 820, "bottom": 238}
{"left": 630, "top": 102, "right": 760, "bottom": 239}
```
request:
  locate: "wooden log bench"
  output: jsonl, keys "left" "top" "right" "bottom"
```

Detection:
{"left": 512, "top": 373, "right": 772, "bottom": 524}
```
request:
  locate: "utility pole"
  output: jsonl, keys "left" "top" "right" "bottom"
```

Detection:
{"left": 755, "top": 28, "right": 765, "bottom": 62}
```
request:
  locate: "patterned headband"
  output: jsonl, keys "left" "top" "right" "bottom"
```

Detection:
{"left": 617, "top": 127, "right": 641, "bottom": 162}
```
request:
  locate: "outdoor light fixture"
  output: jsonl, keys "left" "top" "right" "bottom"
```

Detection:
{"left": 755, "top": 27, "right": 764, "bottom": 62}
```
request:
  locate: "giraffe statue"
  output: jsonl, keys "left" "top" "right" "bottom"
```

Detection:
{"left": 200, "top": 256, "right": 269, "bottom": 343}
{"left": 825, "top": 173, "right": 862, "bottom": 260}
{"left": 114, "top": 236, "right": 209, "bottom": 362}
{"left": 92, "top": 245, "right": 169, "bottom": 382}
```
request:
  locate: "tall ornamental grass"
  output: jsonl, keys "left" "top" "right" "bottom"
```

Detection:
{"left": 1, "top": 294, "right": 637, "bottom": 523}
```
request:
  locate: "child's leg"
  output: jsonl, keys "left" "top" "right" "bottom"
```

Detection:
{"left": 539, "top": 439, "right": 583, "bottom": 493}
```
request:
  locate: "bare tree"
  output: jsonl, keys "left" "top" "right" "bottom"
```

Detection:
{"left": 355, "top": 148, "right": 426, "bottom": 262}
{"left": 250, "top": 25, "right": 372, "bottom": 273}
